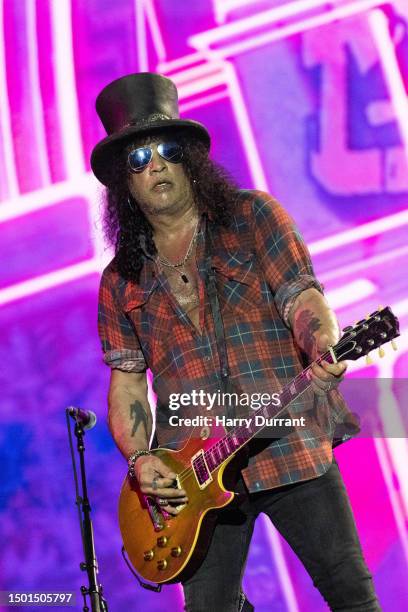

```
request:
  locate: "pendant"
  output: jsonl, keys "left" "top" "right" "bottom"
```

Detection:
{"left": 181, "top": 273, "right": 189, "bottom": 283}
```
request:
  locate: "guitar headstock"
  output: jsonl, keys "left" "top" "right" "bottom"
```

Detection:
{"left": 333, "top": 306, "right": 400, "bottom": 363}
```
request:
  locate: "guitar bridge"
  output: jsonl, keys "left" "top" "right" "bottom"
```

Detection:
{"left": 144, "top": 495, "right": 165, "bottom": 531}
{"left": 192, "top": 450, "right": 213, "bottom": 489}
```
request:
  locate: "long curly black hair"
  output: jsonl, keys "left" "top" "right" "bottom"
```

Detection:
{"left": 102, "top": 129, "right": 241, "bottom": 283}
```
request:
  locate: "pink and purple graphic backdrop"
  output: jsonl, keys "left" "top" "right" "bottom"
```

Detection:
{"left": 1, "top": 1, "right": 408, "bottom": 610}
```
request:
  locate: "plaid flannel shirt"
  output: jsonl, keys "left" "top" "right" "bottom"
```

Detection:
{"left": 98, "top": 190, "right": 358, "bottom": 492}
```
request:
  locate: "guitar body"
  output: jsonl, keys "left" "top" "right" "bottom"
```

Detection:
{"left": 119, "top": 428, "right": 243, "bottom": 584}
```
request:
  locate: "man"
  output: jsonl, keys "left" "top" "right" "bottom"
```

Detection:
{"left": 92, "top": 73, "right": 380, "bottom": 611}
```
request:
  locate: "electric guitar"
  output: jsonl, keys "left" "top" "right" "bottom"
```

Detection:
{"left": 118, "top": 306, "right": 400, "bottom": 585}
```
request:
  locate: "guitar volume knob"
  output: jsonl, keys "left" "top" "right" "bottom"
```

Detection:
{"left": 157, "top": 536, "right": 168, "bottom": 547}
{"left": 157, "top": 559, "right": 168, "bottom": 570}
{"left": 143, "top": 550, "right": 154, "bottom": 561}
{"left": 171, "top": 546, "right": 182, "bottom": 557}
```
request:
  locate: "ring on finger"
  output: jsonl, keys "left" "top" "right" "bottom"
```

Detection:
{"left": 157, "top": 498, "right": 168, "bottom": 506}
{"left": 152, "top": 476, "right": 159, "bottom": 491}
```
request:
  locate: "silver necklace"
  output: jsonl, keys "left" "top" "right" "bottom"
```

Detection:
{"left": 157, "top": 219, "right": 199, "bottom": 283}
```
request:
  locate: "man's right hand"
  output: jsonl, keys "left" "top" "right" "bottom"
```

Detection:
{"left": 134, "top": 454, "right": 189, "bottom": 516}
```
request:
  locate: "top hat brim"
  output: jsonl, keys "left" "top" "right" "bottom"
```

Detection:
{"left": 90, "top": 118, "right": 210, "bottom": 186}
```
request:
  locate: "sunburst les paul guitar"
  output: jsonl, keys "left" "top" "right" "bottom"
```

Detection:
{"left": 118, "top": 306, "right": 399, "bottom": 586}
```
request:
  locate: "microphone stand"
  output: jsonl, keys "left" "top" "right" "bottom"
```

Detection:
{"left": 67, "top": 409, "right": 108, "bottom": 611}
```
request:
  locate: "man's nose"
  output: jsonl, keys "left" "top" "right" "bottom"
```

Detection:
{"left": 148, "top": 148, "right": 165, "bottom": 172}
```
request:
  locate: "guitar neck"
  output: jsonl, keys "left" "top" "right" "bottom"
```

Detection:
{"left": 203, "top": 350, "right": 334, "bottom": 473}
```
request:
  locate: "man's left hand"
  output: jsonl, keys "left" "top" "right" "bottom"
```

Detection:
{"left": 310, "top": 334, "right": 347, "bottom": 397}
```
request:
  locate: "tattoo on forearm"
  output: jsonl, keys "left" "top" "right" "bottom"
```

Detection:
{"left": 129, "top": 400, "right": 148, "bottom": 437}
{"left": 295, "top": 309, "right": 322, "bottom": 357}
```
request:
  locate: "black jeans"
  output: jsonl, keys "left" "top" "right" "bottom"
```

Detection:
{"left": 182, "top": 460, "right": 380, "bottom": 612}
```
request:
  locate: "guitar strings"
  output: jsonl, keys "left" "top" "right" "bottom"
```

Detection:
{"left": 175, "top": 344, "right": 350, "bottom": 484}
{"left": 178, "top": 321, "right": 386, "bottom": 483}
{"left": 174, "top": 342, "right": 351, "bottom": 485}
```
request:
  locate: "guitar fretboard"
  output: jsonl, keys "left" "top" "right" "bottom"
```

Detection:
{"left": 199, "top": 351, "right": 332, "bottom": 474}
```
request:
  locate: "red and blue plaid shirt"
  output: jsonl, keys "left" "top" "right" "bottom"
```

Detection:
{"left": 98, "top": 190, "right": 357, "bottom": 492}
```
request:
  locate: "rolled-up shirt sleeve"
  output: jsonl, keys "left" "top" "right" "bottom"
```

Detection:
{"left": 97, "top": 268, "right": 147, "bottom": 373}
{"left": 251, "top": 191, "right": 324, "bottom": 326}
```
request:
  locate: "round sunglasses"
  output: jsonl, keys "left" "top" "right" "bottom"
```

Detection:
{"left": 127, "top": 141, "right": 184, "bottom": 173}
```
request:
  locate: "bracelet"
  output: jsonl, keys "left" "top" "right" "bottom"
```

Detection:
{"left": 127, "top": 449, "right": 151, "bottom": 479}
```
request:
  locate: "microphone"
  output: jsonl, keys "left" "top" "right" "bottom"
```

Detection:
{"left": 67, "top": 406, "right": 97, "bottom": 430}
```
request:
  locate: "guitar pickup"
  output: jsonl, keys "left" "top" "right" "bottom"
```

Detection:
{"left": 169, "top": 475, "right": 187, "bottom": 513}
{"left": 192, "top": 450, "right": 213, "bottom": 489}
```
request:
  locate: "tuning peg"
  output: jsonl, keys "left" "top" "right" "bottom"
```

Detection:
{"left": 391, "top": 339, "right": 398, "bottom": 351}
{"left": 366, "top": 353, "right": 373, "bottom": 365}
{"left": 378, "top": 347, "right": 385, "bottom": 358}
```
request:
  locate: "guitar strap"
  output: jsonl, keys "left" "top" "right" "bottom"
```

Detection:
{"left": 204, "top": 220, "right": 237, "bottom": 421}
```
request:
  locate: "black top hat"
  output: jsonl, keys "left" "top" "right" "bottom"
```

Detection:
{"left": 90, "top": 72, "right": 210, "bottom": 185}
